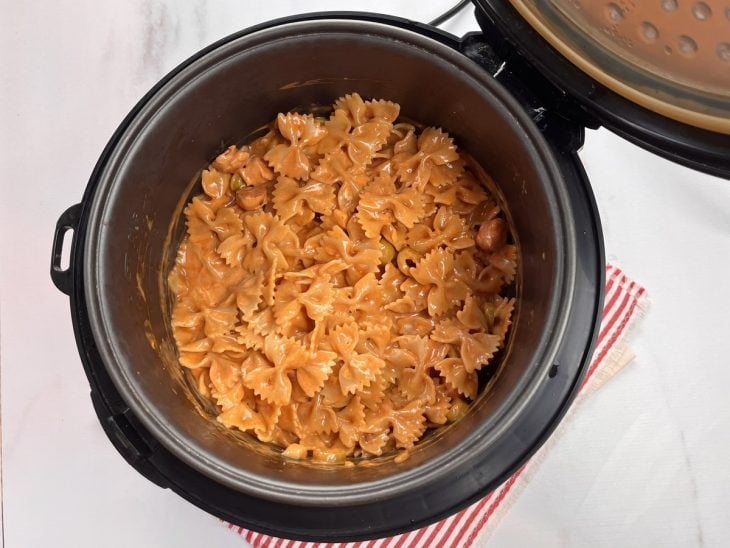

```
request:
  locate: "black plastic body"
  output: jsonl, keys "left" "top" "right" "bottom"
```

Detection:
{"left": 473, "top": 0, "right": 730, "bottom": 179}
{"left": 51, "top": 12, "right": 604, "bottom": 541}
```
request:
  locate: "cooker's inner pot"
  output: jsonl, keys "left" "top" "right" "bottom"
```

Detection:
{"left": 89, "top": 21, "right": 565, "bottom": 503}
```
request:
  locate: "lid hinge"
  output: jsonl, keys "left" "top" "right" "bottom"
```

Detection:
{"left": 460, "top": 31, "right": 601, "bottom": 152}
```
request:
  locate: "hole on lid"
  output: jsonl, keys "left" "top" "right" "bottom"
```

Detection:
{"left": 640, "top": 22, "right": 659, "bottom": 42}
{"left": 664, "top": 44, "right": 673, "bottom": 54}
{"left": 692, "top": 2, "right": 712, "bottom": 19}
{"left": 718, "top": 42, "right": 730, "bottom": 62}
{"left": 726, "top": 7, "right": 730, "bottom": 20}
{"left": 678, "top": 35, "right": 698, "bottom": 56}
{"left": 661, "top": 0, "right": 678, "bottom": 11}
{"left": 548, "top": 364, "right": 559, "bottom": 379}
{"left": 605, "top": 2, "right": 625, "bottom": 21}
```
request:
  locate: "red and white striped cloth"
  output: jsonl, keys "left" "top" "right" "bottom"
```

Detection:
{"left": 225, "top": 263, "right": 647, "bottom": 548}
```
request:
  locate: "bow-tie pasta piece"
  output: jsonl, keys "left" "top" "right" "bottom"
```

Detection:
{"left": 167, "top": 94, "right": 517, "bottom": 462}
{"left": 411, "top": 248, "right": 470, "bottom": 317}
{"left": 330, "top": 322, "right": 386, "bottom": 396}
{"left": 435, "top": 357, "right": 479, "bottom": 400}
{"left": 356, "top": 173, "right": 425, "bottom": 239}
{"left": 393, "top": 335, "right": 449, "bottom": 405}
{"left": 264, "top": 113, "right": 326, "bottom": 179}
{"left": 235, "top": 325, "right": 265, "bottom": 352}
{"left": 242, "top": 212, "right": 300, "bottom": 272}
{"left": 213, "top": 145, "right": 250, "bottom": 175}
{"left": 234, "top": 273, "right": 264, "bottom": 320}
{"left": 297, "top": 392, "right": 339, "bottom": 435}
{"left": 334, "top": 95, "right": 399, "bottom": 131}
{"left": 406, "top": 206, "right": 473, "bottom": 255}
{"left": 272, "top": 176, "right": 336, "bottom": 221}
{"left": 217, "top": 232, "right": 253, "bottom": 268}
{"left": 361, "top": 399, "right": 428, "bottom": 453}
{"left": 484, "top": 296, "right": 516, "bottom": 343}
{"left": 336, "top": 396, "right": 366, "bottom": 448}
{"left": 397, "top": 127, "right": 460, "bottom": 191}
{"left": 424, "top": 381, "right": 453, "bottom": 426}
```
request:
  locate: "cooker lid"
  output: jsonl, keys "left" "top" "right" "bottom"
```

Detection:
{"left": 473, "top": 0, "right": 730, "bottom": 178}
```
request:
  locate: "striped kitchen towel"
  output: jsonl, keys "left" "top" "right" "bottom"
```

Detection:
{"left": 225, "top": 263, "right": 648, "bottom": 547}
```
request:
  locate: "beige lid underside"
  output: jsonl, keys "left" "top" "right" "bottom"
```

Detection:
{"left": 508, "top": 0, "right": 730, "bottom": 134}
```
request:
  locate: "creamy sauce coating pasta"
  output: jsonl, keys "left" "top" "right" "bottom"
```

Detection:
{"left": 168, "top": 94, "right": 516, "bottom": 463}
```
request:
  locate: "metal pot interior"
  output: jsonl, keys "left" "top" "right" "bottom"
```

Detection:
{"left": 84, "top": 20, "right": 569, "bottom": 505}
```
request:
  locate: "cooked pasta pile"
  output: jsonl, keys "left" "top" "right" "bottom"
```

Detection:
{"left": 168, "top": 94, "right": 516, "bottom": 462}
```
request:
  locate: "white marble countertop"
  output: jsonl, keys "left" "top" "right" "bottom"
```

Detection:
{"left": 2, "top": 1, "right": 730, "bottom": 546}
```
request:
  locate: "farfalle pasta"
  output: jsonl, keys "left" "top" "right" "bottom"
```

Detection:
{"left": 168, "top": 94, "right": 517, "bottom": 463}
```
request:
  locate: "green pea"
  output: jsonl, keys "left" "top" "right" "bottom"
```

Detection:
{"left": 379, "top": 239, "right": 396, "bottom": 265}
{"left": 230, "top": 173, "right": 244, "bottom": 192}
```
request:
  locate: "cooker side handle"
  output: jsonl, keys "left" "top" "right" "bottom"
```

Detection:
{"left": 51, "top": 203, "right": 81, "bottom": 296}
{"left": 90, "top": 390, "right": 170, "bottom": 489}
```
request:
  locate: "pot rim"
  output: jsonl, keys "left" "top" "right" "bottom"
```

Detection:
{"left": 82, "top": 16, "right": 577, "bottom": 506}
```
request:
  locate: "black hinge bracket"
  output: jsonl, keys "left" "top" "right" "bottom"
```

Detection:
{"left": 459, "top": 29, "right": 599, "bottom": 154}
